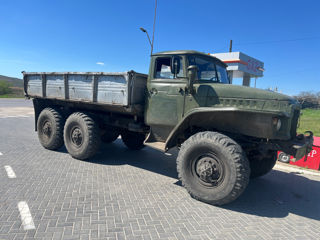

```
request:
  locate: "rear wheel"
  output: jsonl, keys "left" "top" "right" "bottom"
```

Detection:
{"left": 121, "top": 131, "right": 145, "bottom": 150}
{"left": 64, "top": 112, "right": 100, "bottom": 160}
{"left": 247, "top": 150, "right": 277, "bottom": 178}
{"left": 177, "top": 131, "right": 250, "bottom": 206}
{"left": 37, "top": 108, "right": 64, "bottom": 150}
{"left": 101, "top": 127, "right": 119, "bottom": 143}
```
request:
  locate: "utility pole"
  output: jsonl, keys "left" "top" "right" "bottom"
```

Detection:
{"left": 151, "top": 0, "right": 157, "bottom": 55}
{"left": 140, "top": 0, "right": 158, "bottom": 55}
{"left": 229, "top": 40, "right": 233, "bottom": 52}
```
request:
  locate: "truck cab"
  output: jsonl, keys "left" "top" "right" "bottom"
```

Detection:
{"left": 145, "top": 50, "right": 229, "bottom": 144}
{"left": 145, "top": 51, "right": 307, "bottom": 152}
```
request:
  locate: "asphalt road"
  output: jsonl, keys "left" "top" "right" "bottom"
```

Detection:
{"left": 1, "top": 99, "right": 320, "bottom": 240}
{"left": 0, "top": 98, "right": 32, "bottom": 108}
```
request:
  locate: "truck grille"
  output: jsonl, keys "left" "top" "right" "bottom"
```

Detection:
{"left": 290, "top": 109, "right": 300, "bottom": 138}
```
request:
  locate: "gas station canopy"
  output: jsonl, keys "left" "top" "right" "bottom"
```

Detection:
{"left": 212, "top": 52, "right": 264, "bottom": 86}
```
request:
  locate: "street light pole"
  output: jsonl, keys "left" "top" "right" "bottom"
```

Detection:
{"left": 139, "top": 27, "right": 152, "bottom": 47}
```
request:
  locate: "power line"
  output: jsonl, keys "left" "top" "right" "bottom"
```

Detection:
{"left": 233, "top": 36, "right": 320, "bottom": 46}
{"left": 211, "top": 36, "right": 319, "bottom": 53}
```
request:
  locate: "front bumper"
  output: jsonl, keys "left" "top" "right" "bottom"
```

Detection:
{"left": 286, "top": 132, "right": 314, "bottom": 162}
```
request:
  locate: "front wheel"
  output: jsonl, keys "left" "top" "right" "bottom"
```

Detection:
{"left": 64, "top": 112, "right": 100, "bottom": 160}
{"left": 177, "top": 131, "right": 250, "bottom": 206}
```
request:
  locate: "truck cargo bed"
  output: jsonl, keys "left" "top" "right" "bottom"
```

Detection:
{"left": 23, "top": 71, "right": 147, "bottom": 115}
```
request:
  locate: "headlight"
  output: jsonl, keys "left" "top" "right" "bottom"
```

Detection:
{"left": 272, "top": 117, "right": 281, "bottom": 131}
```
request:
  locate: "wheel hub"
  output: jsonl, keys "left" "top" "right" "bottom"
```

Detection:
{"left": 71, "top": 127, "right": 83, "bottom": 146}
{"left": 196, "top": 157, "right": 222, "bottom": 184}
{"left": 42, "top": 121, "right": 52, "bottom": 137}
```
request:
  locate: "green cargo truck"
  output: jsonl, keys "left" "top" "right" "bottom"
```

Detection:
{"left": 23, "top": 50, "right": 313, "bottom": 205}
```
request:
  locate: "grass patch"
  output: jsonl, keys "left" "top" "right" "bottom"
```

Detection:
{"left": 297, "top": 108, "right": 320, "bottom": 136}
{"left": 0, "top": 87, "right": 24, "bottom": 98}
{"left": 0, "top": 94, "right": 24, "bottom": 98}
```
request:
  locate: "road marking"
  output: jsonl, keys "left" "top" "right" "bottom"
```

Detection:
{"left": 4, "top": 165, "right": 16, "bottom": 178}
{"left": 0, "top": 115, "right": 31, "bottom": 119}
{"left": 0, "top": 152, "right": 2, "bottom": 155}
{"left": 18, "top": 201, "right": 35, "bottom": 230}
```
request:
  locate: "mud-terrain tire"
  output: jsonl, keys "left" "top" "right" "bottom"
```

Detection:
{"left": 64, "top": 112, "right": 100, "bottom": 160}
{"left": 248, "top": 150, "right": 277, "bottom": 178}
{"left": 101, "top": 127, "right": 119, "bottom": 143}
{"left": 177, "top": 131, "right": 250, "bottom": 206}
{"left": 37, "top": 108, "right": 64, "bottom": 150}
{"left": 121, "top": 131, "right": 145, "bottom": 150}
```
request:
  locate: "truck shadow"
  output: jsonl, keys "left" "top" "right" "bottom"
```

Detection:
{"left": 86, "top": 139, "right": 179, "bottom": 179}
{"left": 82, "top": 140, "right": 320, "bottom": 221}
{"left": 223, "top": 170, "right": 320, "bottom": 221}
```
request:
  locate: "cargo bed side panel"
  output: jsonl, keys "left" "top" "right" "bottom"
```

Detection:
{"left": 97, "top": 75, "right": 128, "bottom": 105}
{"left": 47, "top": 75, "right": 64, "bottom": 98}
{"left": 23, "top": 71, "right": 147, "bottom": 112}
{"left": 68, "top": 75, "right": 94, "bottom": 101}
{"left": 27, "top": 75, "right": 42, "bottom": 96}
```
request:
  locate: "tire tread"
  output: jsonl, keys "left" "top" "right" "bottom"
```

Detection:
{"left": 177, "top": 131, "right": 250, "bottom": 205}
{"left": 64, "top": 112, "right": 100, "bottom": 159}
{"left": 38, "top": 107, "right": 64, "bottom": 150}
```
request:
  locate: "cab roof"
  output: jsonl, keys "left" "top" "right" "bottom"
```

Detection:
{"left": 152, "top": 50, "right": 227, "bottom": 67}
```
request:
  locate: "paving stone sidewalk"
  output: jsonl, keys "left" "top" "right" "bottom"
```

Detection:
{"left": 0, "top": 100, "right": 320, "bottom": 240}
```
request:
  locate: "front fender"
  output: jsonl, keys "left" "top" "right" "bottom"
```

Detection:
{"left": 165, "top": 107, "right": 290, "bottom": 150}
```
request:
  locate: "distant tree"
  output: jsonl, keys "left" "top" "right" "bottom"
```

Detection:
{"left": 317, "top": 92, "right": 320, "bottom": 105}
{"left": 294, "top": 91, "right": 320, "bottom": 109}
{"left": 0, "top": 81, "right": 12, "bottom": 95}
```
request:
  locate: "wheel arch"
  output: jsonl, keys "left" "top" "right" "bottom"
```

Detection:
{"left": 33, "top": 98, "right": 64, "bottom": 131}
{"left": 165, "top": 107, "right": 284, "bottom": 150}
{"left": 33, "top": 98, "right": 72, "bottom": 131}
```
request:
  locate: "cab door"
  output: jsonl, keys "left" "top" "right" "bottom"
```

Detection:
{"left": 145, "top": 56, "right": 187, "bottom": 142}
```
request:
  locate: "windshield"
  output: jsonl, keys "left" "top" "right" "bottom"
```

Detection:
{"left": 216, "top": 64, "right": 229, "bottom": 83}
{"left": 187, "top": 55, "right": 229, "bottom": 83}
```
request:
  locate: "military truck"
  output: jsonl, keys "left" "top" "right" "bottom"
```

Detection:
{"left": 23, "top": 50, "right": 313, "bottom": 205}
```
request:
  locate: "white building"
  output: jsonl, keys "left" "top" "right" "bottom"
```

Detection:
{"left": 212, "top": 52, "right": 264, "bottom": 87}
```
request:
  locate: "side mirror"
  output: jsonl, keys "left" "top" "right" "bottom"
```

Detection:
{"left": 187, "top": 65, "right": 198, "bottom": 93}
{"left": 171, "top": 57, "right": 180, "bottom": 76}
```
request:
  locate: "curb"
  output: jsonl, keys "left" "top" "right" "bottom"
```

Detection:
{"left": 274, "top": 162, "right": 320, "bottom": 177}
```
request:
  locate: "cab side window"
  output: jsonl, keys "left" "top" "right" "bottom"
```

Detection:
{"left": 155, "top": 57, "right": 184, "bottom": 79}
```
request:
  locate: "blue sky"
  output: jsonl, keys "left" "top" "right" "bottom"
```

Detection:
{"left": 0, "top": 0, "right": 319, "bottom": 95}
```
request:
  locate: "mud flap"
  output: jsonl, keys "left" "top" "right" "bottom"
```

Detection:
{"left": 144, "top": 129, "right": 166, "bottom": 151}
